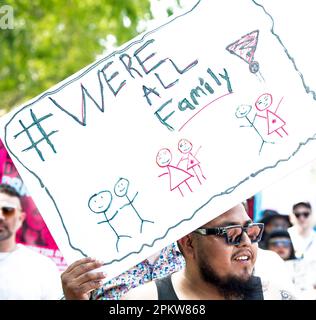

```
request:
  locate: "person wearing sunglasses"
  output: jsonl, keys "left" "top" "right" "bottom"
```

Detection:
{"left": 0, "top": 183, "right": 62, "bottom": 299}
{"left": 62, "top": 202, "right": 295, "bottom": 300}
{"left": 265, "top": 230, "right": 296, "bottom": 261}
{"left": 286, "top": 202, "right": 316, "bottom": 299}
{"left": 267, "top": 228, "right": 316, "bottom": 299}
{"left": 257, "top": 209, "right": 292, "bottom": 250}
{"left": 288, "top": 201, "right": 316, "bottom": 261}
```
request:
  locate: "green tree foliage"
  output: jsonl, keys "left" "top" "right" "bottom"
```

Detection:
{"left": 0, "top": 0, "right": 155, "bottom": 112}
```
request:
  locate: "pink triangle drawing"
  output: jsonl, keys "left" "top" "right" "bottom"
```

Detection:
{"left": 226, "top": 30, "right": 260, "bottom": 74}
{"left": 266, "top": 110, "right": 286, "bottom": 135}
{"left": 168, "top": 165, "right": 193, "bottom": 191}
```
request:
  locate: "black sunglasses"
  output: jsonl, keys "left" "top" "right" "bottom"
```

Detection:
{"left": 194, "top": 223, "right": 264, "bottom": 245}
{"left": 0, "top": 205, "right": 19, "bottom": 218}
{"left": 268, "top": 239, "right": 291, "bottom": 248}
{"left": 294, "top": 211, "right": 310, "bottom": 219}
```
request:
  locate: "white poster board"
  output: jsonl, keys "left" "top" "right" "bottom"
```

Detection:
{"left": 1, "top": 0, "right": 316, "bottom": 280}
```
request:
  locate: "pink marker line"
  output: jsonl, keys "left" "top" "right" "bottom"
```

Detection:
{"left": 178, "top": 92, "right": 233, "bottom": 132}
{"left": 275, "top": 96, "right": 284, "bottom": 114}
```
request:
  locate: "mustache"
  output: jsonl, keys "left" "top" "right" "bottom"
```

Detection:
{"left": 0, "top": 222, "right": 9, "bottom": 230}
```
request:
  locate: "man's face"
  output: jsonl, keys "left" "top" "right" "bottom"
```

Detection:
{"left": 193, "top": 204, "right": 258, "bottom": 283}
{"left": 265, "top": 217, "right": 290, "bottom": 234}
{"left": 0, "top": 192, "right": 24, "bottom": 242}
{"left": 267, "top": 237, "right": 292, "bottom": 261}
{"left": 293, "top": 205, "right": 313, "bottom": 230}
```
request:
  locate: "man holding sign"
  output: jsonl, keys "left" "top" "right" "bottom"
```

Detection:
{"left": 1, "top": 0, "right": 316, "bottom": 299}
{"left": 61, "top": 203, "right": 295, "bottom": 300}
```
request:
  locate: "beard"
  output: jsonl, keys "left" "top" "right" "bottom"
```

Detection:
{"left": 0, "top": 224, "right": 12, "bottom": 242}
{"left": 198, "top": 259, "right": 260, "bottom": 300}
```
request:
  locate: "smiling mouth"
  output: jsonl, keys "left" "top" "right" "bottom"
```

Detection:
{"left": 234, "top": 255, "right": 250, "bottom": 262}
{"left": 232, "top": 250, "right": 253, "bottom": 263}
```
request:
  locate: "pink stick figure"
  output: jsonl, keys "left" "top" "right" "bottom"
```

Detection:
{"left": 254, "top": 93, "right": 288, "bottom": 138}
{"left": 156, "top": 148, "right": 193, "bottom": 197}
{"left": 177, "top": 139, "right": 206, "bottom": 185}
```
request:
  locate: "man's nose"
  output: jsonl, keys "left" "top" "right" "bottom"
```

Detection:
{"left": 238, "top": 231, "right": 252, "bottom": 246}
{"left": 0, "top": 209, "right": 5, "bottom": 220}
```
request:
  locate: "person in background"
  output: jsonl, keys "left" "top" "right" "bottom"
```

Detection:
{"left": 254, "top": 246, "right": 297, "bottom": 299}
{"left": 265, "top": 229, "right": 296, "bottom": 261}
{"left": 287, "top": 202, "right": 316, "bottom": 299}
{"left": 243, "top": 203, "right": 296, "bottom": 296}
{"left": 288, "top": 201, "right": 316, "bottom": 260}
{"left": 258, "top": 209, "right": 291, "bottom": 249}
{"left": 266, "top": 228, "right": 316, "bottom": 299}
{"left": 0, "top": 184, "right": 62, "bottom": 299}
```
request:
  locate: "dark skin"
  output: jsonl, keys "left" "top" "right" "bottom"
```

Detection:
{"left": 171, "top": 203, "right": 257, "bottom": 299}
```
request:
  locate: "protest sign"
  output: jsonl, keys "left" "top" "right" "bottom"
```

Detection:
{"left": 1, "top": 0, "right": 316, "bottom": 280}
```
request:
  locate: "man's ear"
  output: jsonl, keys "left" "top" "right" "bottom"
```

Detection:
{"left": 17, "top": 210, "right": 26, "bottom": 229}
{"left": 178, "top": 233, "right": 196, "bottom": 258}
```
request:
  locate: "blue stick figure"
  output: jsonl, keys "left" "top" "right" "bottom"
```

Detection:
{"left": 88, "top": 190, "right": 131, "bottom": 252}
{"left": 114, "top": 178, "right": 154, "bottom": 233}
{"left": 236, "top": 105, "right": 274, "bottom": 154}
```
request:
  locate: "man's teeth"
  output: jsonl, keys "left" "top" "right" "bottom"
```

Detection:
{"left": 235, "top": 256, "right": 249, "bottom": 261}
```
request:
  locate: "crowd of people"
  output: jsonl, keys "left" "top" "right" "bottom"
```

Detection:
{"left": 257, "top": 202, "right": 316, "bottom": 299}
{"left": 1, "top": 182, "right": 316, "bottom": 300}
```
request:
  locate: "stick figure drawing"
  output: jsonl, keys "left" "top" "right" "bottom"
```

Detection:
{"left": 88, "top": 190, "right": 131, "bottom": 252}
{"left": 156, "top": 148, "right": 193, "bottom": 197}
{"left": 254, "top": 93, "right": 287, "bottom": 138}
{"left": 236, "top": 104, "right": 274, "bottom": 154}
{"left": 177, "top": 138, "right": 206, "bottom": 185}
{"left": 114, "top": 177, "right": 154, "bottom": 233}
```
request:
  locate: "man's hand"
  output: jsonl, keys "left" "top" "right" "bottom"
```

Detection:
{"left": 61, "top": 257, "right": 106, "bottom": 300}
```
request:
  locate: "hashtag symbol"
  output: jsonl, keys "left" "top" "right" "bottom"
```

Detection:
{"left": 14, "top": 109, "right": 58, "bottom": 161}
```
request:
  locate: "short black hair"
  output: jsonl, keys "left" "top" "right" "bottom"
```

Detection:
{"left": 0, "top": 184, "right": 21, "bottom": 199}
{"left": 292, "top": 201, "right": 312, "bottom": 212}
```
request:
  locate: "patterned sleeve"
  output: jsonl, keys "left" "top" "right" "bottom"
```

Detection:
{"left": 91, "top": 242, "right": 185, "bottom": 300}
